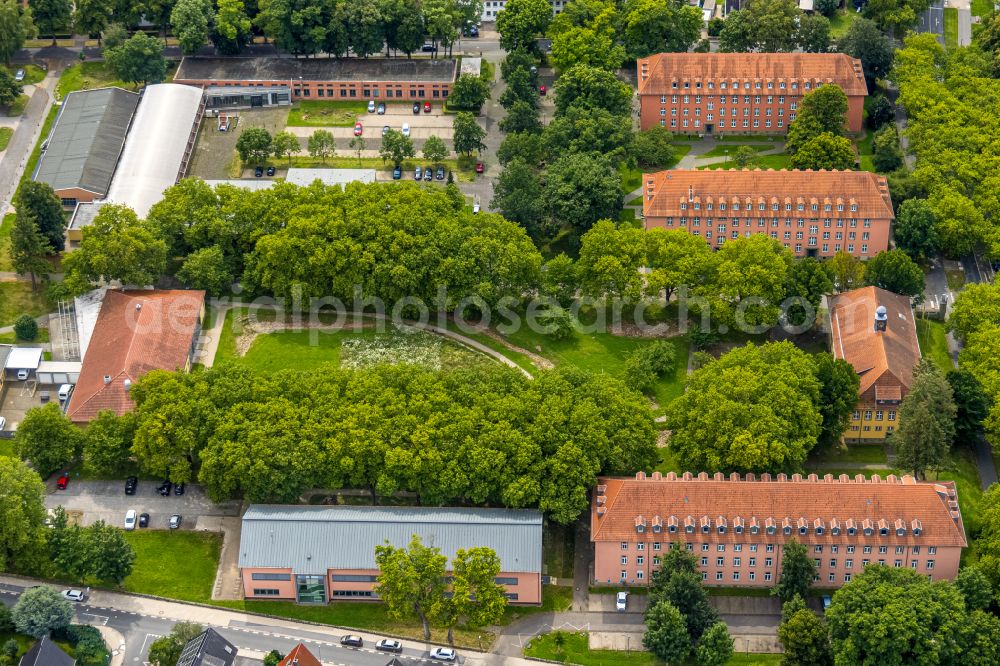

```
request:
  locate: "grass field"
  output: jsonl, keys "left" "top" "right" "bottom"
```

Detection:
{"left": 0, "top": 632, "right": 33, "bottom": 659}
{"left": 700, "top": 154, "right": 791, "bottom": 170}
{"left": 543, "top": 522, "right": 576, "bottom": 579}
{"left": 3, "top": 93, "right": 28, "bottom": 117}
{"left": 916, "top": 318, "right": 954, "bottom": 371}
{"left": 286, "top": 100, "right": 370, "bottom": 127}
{"left": 619, "top": 164, "right": 642, "bottom": 194}
{"left": 0, "top": 439, "right": 14, "bottom": 457}
{"left": 857, "top": 130, "right": 875, "bottom": 173}
{"left": 972, "top": 0, "right": 994, "bottom": 16}
{"left": 0, "top": 126, "right": 12, "bottom": 150}
{"left": 122, "top": 531, "right": 222, "bottom": 602}
{"left": 807, "top": 443, "right": 888, "bottom": 467}
{"left": 0, "top": 213, "right": 12, "bottom": 271}
{"left": 524, "top": 632, "right": 782, "bottom": 666}
{"left": 829, "top": 9, "right": 859, "bottom": 39}
{"left": 56, "top": 62, "right": 139, "bottom": 99}
{"left": 618, "top": 207, "right": 638, "bottom": 226}
{"left": 698, "top": 143, "right": 772, "bottom": 159}
{"left": 944, "top": 8, "right": 959, "bottom": 49}
{"left": 273, "top": 154, "right": 479, "bottom": 182}
{"left": 0, "top": 282, "right": 52, "bottom": 327}
{"left": 0, "top": 327, "right": 50, "bottom": 345}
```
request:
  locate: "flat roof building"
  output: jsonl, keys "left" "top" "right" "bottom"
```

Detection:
{"left": 239, "top": 504, "right": 543, "bottom": 605}
{"left": 284, "top": 168, "right": 377, "bottom": 187}
{"left": 593, "top": 472, "right": 966, "bottom": 589}
{"left": 829, "top": 286, "right": 921, "bottom": 442}
{"left": 33, "top": 87, "right": 139, "bottom": 208}
{"left": 174, "top": 56, "right": 457, "bottom": 102}
{"left": 641, "top": 169, "right": 894, "bottom": 259}
{"left": 637, "top": 52, "right": 867, "bottom": 134}
{"left": 66, "top": 289, "right": 205, "bottom": 423}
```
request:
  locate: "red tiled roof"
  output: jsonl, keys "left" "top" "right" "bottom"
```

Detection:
{"left": 636, "top": 52, "right": 867, "bottom": 97}
{"left": 66, "top": 289, "right": 205, "bottom": 423}
{"left": 592, "top": 473, "right": 967, "bottom": 548}
{"left": 829, "top": 286, "right": 921, "bottom": 396}
{"left": 278, "top": 644, "right": 322, "bottom": 666}
{"left": 641, "top": 169, "right": 895, "bottom": 221}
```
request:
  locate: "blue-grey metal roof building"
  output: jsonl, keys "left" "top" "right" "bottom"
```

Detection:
{"left": 33, "top": 87, "right": 139, "bottom": 198}
{"left": 176, "top": 628, "right": 237, "bottom": 666}
{"left": 239, "top": 505, "right": 543, "bottom": 575}
{"left": 19, "top": 636, "right": 74, "bottom": 666}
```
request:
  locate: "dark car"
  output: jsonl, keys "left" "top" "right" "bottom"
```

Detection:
{"left": 157, "top": 480, "right": 172, "bottom": 496}
{"left": 377, "top": 102, "right": 386, "bottom": 114}
{"left": 421, "top": 43, "right": 435, "bottom": 52}
{"left": 169, "top": 514, "right": 181, "bottom": 529}
{"left": 138, "top": 513, "right": 149, "bottom": 528}
{"left": 376, "top": 639, "right": 403, "bottom": 653}
{"left": 424, "top": 167, "right": 433, "bottom": 181}
{"left": 125, "top": 476, "right": 138, "bottom": 495}
{"left": 56, "top": 473, "right": 69, "bottom": 490}
{"left": 174, "top": 482, "right": 185, "bottom": 496}
{"left": 266, "top": 166, "right": 275, "bottom": 177}
{"left": 341, "top": 635, "right": 364, "bottom": 647}
{"left": 393, "top": 166, "right": 402, "bottom": 180}
{"left": 470, "top": 25, "right": 479, "bottom": 37}
{"left": 435, "top": 166, "right": 445, "bottom": 180}
{"left": 412, "top": 102, "right": 421, "bottom": 114}
{"left": 254, "top": 166, "right": 263, "bottom": 177}
{"left": 382, "top": 125, "right": 390, "bottom": 136}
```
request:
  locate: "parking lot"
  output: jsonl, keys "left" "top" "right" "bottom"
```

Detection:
{"left": 285, "top": 103, "right": 455, "bottom": 146}
{"left": 45, "top": 479, "right": 243, "bottom": 531}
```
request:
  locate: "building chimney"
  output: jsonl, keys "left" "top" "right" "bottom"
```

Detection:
{"left": 103, "top": 374, "right": 111, "bottom": 384}
{"left": 136, "top": 303, "right": 142, "bottom": 311}
{"left": 874, "top": 304, "right": 888, "bottom": 332}
{"left": 124, "top": 379, "right": 131, "bottom": 393}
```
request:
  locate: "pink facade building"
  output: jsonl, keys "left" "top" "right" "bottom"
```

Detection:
{"left": 592, "top": 472, "right": 966, "bottom": 589}
{"left": 239, "top": 505, "right": 542, "bottom": 605}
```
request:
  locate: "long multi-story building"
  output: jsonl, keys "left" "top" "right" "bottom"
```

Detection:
{"left": 829, "top": 286, "right": 921, "bottom": 442}
{"left": 641, "top": 169, "right": 894, "bottom": 259}
{"left": 592, "top": 472, "right": 966, "bottom": 589}
{"left": 637, "top": 52, "right": 867, "bottom": 134}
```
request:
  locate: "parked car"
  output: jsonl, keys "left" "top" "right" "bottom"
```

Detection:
{"left": 56, "top": 474, "right": 69, "bottom": 490}
{"left": 14, "top": 68, "right": 24, "bottom": 82}
{"left": 367, "top": 100, "right": 375, "bottom": 112}
{"left": 616, "top": 591, "right": 628, "bottom": 611}
{"left": 539, "top": 85, "right": 546, "bottom": 96}
{"left": 402, "top": 123, "right": 410, "bottom": 137}
{"left": 414, "top": 165, "right": 423, "bottom": 180}
{"left": 157, "top": 480, "right": 172, "bottom": 496}
{"left": 435, "top": 166, "right": 445, "bottom": 180}
{"left": 429, "top": 647, "right": 457, "bottom": 662}
{"left": 138, "top": 513, "right": 149, "bottom": 528}
{"left": 254, "top": 166, "right": 263, "bottom": 177}
{"left": 413, "top": 102, "right": 421, "bottom": 114}
{"left": 341, "top": 635, "right": 364, "bottom": 647}
{"left": 17, "top": 368, "right": 28, "bottom": 380}
{"left": 168, "top": 514, "right": 182, "bottom": 529}
{"left": 0, "top": 416, "right": 5, "bottom": 430}
{"left": 475, "top": 162, "right": 484, "bottom": 174}
{"left": 421, "top": 43, "right": 435, "bottom": 52}
{"left": 62, "top": 589, "right": 85, "bottom": 602}
{"left": 383, "top": 125, "right": 390, "bottom": 136}
{"left": 377, "top": 102, "right": 386, "bottom": 114}
{"left": 124, "top": 509, "right": 136, "bottom": 531}
{"left": 354, "top": 122, "right": 363, "bottom": 136}
{"left": 174, "top": 482, "right": 185, "bottom": 496}
{"left": 57, "top": 384, "right": 73, "bottom": 401}
{"left": 392, "top": 166, "right": 402, "bottom": 179}
{"left": 424, "top": 102, "right": 431, "bottom": 113}
{"left": 376, "top": 639, "right": 403, "bottom": 653}
{"left": 822, "top": 595, "right": 832, "bottom": 611}
{"left": 124, "top": 476, "right": 138, "bottom": 495}
{"left": 472, "top": 203, "right": 480, "bottom": 214}
{"left": 424, "top": 167, "right": 433, "bottom": 181}
{"left": 469, "top": 25, "right": 479, "bottom": 37}
{"left": 266, "top": 166, "right": 275, "bottom": 177}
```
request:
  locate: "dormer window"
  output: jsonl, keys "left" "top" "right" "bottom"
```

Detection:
{"left": 685, "top": 524, "right": 694, "bottom": 534}
{"left": 824, "top": 204, "right": 831, "bottom": 212}
{"left": 815, "top": 526, "right": 824, "bottom": 535}
{"left": 702, "top": 524, "right": 710, "bottom": 534}
{"left": 680, "top": 203, "right": 687, "bottom": 210}
{"left": 637, "top": 524, "right": 645, "bottom": 533}
{"left": 750, "top": 525, "right": 759, "bottom": 535}
{"left": 766, "top": 525, "right": 775, "bottom": 535}
{"left": 735, "top": 524, "right": 744, "bottom": 534}
{"left": 799, "top": 525, "right": 807, "bottom": 535}
{"left": 783, "top": 526, "right": 792, "bottom": 536}
{"left": 847, "top": 526, "right": 857, "bottom": 536}
{"left": 851, "top": 204, "right": 858, "bottom": 212}
{"left": 669, "top": 523, "right": 677, "bottom": 533}
{"left": 864, "top": 527, "right": 874, "bottom": 536}
{"left": 831, "top": 526, "right": 841, "bottom": 536}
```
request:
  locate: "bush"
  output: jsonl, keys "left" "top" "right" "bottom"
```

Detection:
{"left": 815, "top": 0, "right": 839, "bottom": 16}
{"left": 707, "top": 17, "right": 725, "bottom": 37}
{"left": 631, "top": 127, "right": 676, "bottom": 169}
{"left": 867, "top": 95, "right": 895, "bottom": 130}
{"left": 623, "top": 341, "right": 677, "bottom": 392}
{"left": 872, "top": 125, "right": 903, "bottom": 173}
{"left": 51, "top": 626, "right": 108, "bottom": 666}
{"left": 537, "top": 305, "right": 576, "bottom": 340}
{"left": 693, "top": 39, "right": 711, "bottom": 53}
{"left": 13, "top": 314, "right": 37, "bottom": 341}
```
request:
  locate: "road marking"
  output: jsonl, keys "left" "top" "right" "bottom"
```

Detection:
{"left": 79, "top": 612, "right": 109, "bottom": 625}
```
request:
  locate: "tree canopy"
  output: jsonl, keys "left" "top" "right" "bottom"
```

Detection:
{"left": 895, "top": 360, "right": 956, "bottom": 479}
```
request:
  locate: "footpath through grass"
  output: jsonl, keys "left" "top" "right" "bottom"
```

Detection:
{"left": 525, "top": 631, "right": 782, "bottom": 666}
{"left": 916, "top": 318, "right": 954, "bottom": 370}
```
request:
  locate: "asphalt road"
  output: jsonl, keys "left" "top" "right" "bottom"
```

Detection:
{"left": 917, "top": 1, "right": 946, "bottom": 44}
{"left": 0, "top": 84, "right": 52, "bottom": 212}
{"left": 0, "top": 581, "right": 466, "bottom": 665}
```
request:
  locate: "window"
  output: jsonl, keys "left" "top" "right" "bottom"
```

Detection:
{"left": 716, "top": 571, "right": 724, "bottom": 581}
{"left": 766, "top": 544, "right": 775, "bottom": 552}
{"left": 637, "top": 571, "right": 644, "bottom": 580}
{"left": 637, "top": 556, "right": 644, "bottom": 565}
{"left": 701, "top": 557, "right": 709, "bottom": 566}
{"left": 831, "top": 546, "right": 838, "bottom": 554}
{"left": 621, "top": 542, "right": 628, "bottom": 550}
{"left": 654, "top": 543, "right": 662, "bottom": 551}
{"left": 252, "top": 573, "right": 291, "bottom": 581}
{"left": 621, "top": 556, "right": 628, "bottom": 565}
{"left": 894, "top": 560, "right": 902, "bottom": 568}
{"left": 749, "top": 571, "right": 756, "bottom": 581}
{"left": 764, "top": 572, "right": 772, "bottom": 582}
{"left": 653, "top": 557, "right": 661, "bottom": 565}
{"left": 814, "top": 545, "right": 823, "bottom": 553}
{"left": 847, "top": 546, "right": 855, "bottom": 553}
{"left": 331, "top": 574, "right": 378, "bottom": 582}
{"left": 717, "top": 544, "right": 726, "bottom": 552}
{"left": 717, "top": 557, "right": 725, "bottom": 566}
{"left": 864, "top": 546, "right": 872, "bottom": 554}
{"left": 621, "top": 570, "right": 627, "bottom": 579}
{"left": 929, "top": 547, "right": 937, "bottom": 555}
{"left": 253, "top": 588, "right": 281, "bottom": 596}
{"left": 702, "top": 543, "right": 710, "bottom": 551}
{"left": 846, "top": 559, "right": 853, "bottom": 569}
{"left": 637, "top": 543, "right": 645, "bottom": 551}
{"left": 927, "top": 560, "right": 935, "bottom": 570}
{"left": 830, "top": 559, "right": 837, "bottom": 568}
{"left": 495, "top": 577, "right": 519, "bottom": 585}
{"left": 734, "top": 544, "right": 742, "bottom": 552}
{"left": 749, "top": 557, "right": 756, "bottom": 566}
{"left": 333, "top": 589, "right": 374, "bottom": 598}
{"left": 765, "top": 558, "right": 773, "bottom": 567}
{"left": 750, "top": 545, "right": 758, "bottom": 552}
{"left": 879, "top": 546, "right": 888, "bottom": 554}
{"left": 733, "top": 557, "right": 741, "bottom": 566}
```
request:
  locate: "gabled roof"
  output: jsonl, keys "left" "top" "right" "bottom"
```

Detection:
{"left": 592, "top": 472, "right": 967, "bottom": 548}
{"left": 636, "top": 52, "right": 867, "bottom": 97}
{"left": 20, "top": 636, "right": 74, "bottom": 666}
{"left": 641, "top": 169, "right": 895, "bottom": 221}
{"left": 829, "top": 286, "right": 921, "bottom": 395}
{"left": 177, "top": 628, "right": 237, "bottom": 666}
{"left": 66, "top": 289, "right": 205, "bottom": 422}
{"left": 278, "top": 644, "right": 322, "bottom": 666}
{"left": 240, "top": 505, "right": 543, "bottom": 575}
{"left": 33, "top": 87, "right": 139, "bottom": 196}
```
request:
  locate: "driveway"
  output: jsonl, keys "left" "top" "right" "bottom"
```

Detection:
{"left": 46, "top": 479, "right": 242, "bottom": 530}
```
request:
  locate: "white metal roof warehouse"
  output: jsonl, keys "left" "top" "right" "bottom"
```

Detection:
{"left": 105, "top": 84, "right": 203, "bottom": 218}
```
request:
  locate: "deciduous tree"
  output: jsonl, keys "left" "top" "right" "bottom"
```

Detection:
{"left": 622, "top": 0, "right": 701, "bottom": 60}
{"left": 83, "top": 411, "right": 136, "bottom": 478}
{"left": 947, "top": 369, "right": 991, "bottom": 446}
{"left": 0, "top": 0, "right": 36, "bottom": 65}
{"left": 453, "top": 111, "right": 485, "bottom": 156}
{"left": 576, "top": 220, "right": 646, "bottom": 301}
{"left": 554, "top": 64, "right": 632, "bottom": 117}
{"left": 499, "top": 99, "right": 541, "bottom": 134}
{"left": 496, "top": 0, "right": 550, "bottom": 52}
{"left": 778, "top": 604, "right": 833, "bottom": 666}
{"left": 14, "top": 403, "right": 84, "bottom": 476}
{"left": 211, "top": 0, "right": 251, "bottom": 54}
{"left": 9, "top": 210, "right": 51, "bottom": 290}
{"left": 813, "top": 352, "right": 860, "bottom": 449}
{"left": 864, "top": 248, "right": 924, "bottom": 297}
{"left": 347, "top": 0, "right": 383, "bottom": 59}
{"left": 255, "top": 0, "right": 333, "bottom": 56}
{"left": 872, "top": 124, "right": 903, "bottom": 172}
{"left": 16, "top": 180, "right": 66, "bottom": 251}
{"left": 695, "top": 622, "right": 733, "bottom": 666}
{"left": 544, "top": 153, "right": 622, "bottom": 231}
{"left": 13, "top": 314, "right": 37, "bottom": 341}
{"left": 797, "top": 13, "right": 830, "bottom": 53}
{"left": 375, "top": 535, "right": 448, "bottom": 640}
{"left": 956, "top": 565, "right": 993, "bottom": 611}
{"left": 105, "top": 32, "right": 166, "bottom": 84}
{"left": 88, "top": 519, "right": 136, "bottom": 583}
{"left": 826, "top": 251, "right": 865, "bottom": 292}
{"left": 11, "top": 585, "right": 73, "bottom": 637}
{"left": 0, "top": 457, "right": 47, "bottom": 571}
{"left": 789, "top": 132, "right": 854, "bottom": 171}
{"left": 774, "top": 539, "right": 815, "bottom": 601}
{"left": 645, "top": 228, "right": 712, "bottom": 304}
{"left": 718, "top": 0, "right": 802, "bottom": 52}
{"left": 422, "top": 135, "right": 448, "bottom": 164}
{"left": 236, "top": 127, "right": 272, "bottom": 165}
{"left": 631, "top": 126, "right": 675, "bottom": 169}
{"left": 895, "top": 359, "right": 956, "bottom": 479}
{"left": 893, "top": 198, "right": 938, "bottom": 260}
{"left": 148, "top": 622, "right": 204, "bottom": 666}
{"left": 170, "top": 0, "right": 211, "bottom": 54}
{"left": 28, "top": 0, "right": 70, "bottom": 43}
{"left": 379, "top": 129, "right": 416, "bottom": 166}
{"left": 177, "top": 245, "right": 232, "bottom": 296}
{"left": 643, "top": 600, "right": 691, "bottom": 663}
{"left": 270, "top": 130, "right": 299, "bottom": 164}
{"left": 491, "top": 158, "right": 547, "bottom": 239}
{"left": 449, "top": 74, "right": 489, "bottom": 111}
{"left": 307, "top": 129, "right": 336, "bottom": 162}
{"left": 441, "top": 547, "right": 508, "bottom": 643}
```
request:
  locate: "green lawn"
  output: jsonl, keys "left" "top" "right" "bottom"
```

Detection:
{"left": 700, "top": 154, "right": 791, "bottom": 170}
{"left": 0, "top": 632, "right": 34, "bottom": 659}
{"left": 543, "top": 522, "right": 576, "bottom": 579}
{"left": 15, "top": 64, "right": 47, "bottom": 86}
{"left": 498, "top": 326, "right": 691, "bottom": 409}
{"left": 916, "top": 318, "right": 954, "bottom": 371}
{"left": 698, "top": 143, "right": 772, "bottom": 159}
{"left": 3, "top": 93, "right": 28, "bottom": 117}
{"left": 0, "top": 282, "right": 53, "bottom": 327}
{"left": 618, "top": 207, "right": 639, "bottom": 227}
{"left": 807, "top": 443, "right": 888, "bottom": 467}
{"left": 0, "top": 213, "right": 12, "bottom": 271}
{"left": 856, "top": 130, "right": 875, "bottom": 173}
{"left": 524, "top": 632, "right": 781, "bottom": 666}
{"left": 0, "top": 126, "right": 12, "bottom": 151}
{"left": 55, "top": 62, "right": 139, "bottom": 99}
{"left": 829, "top": 9, "right": 859, "bottom": 39}
{"left": 944, "top": 8, "right": 959, "bottom": 49}
{"left": 0, "top": 327, "right": 50, "bottom": 345}
{"left": 122, "top": 531, "right": 222, "bottom": 602}
{"left": 0, "top": 439, "right": 14, "bottom": 457}
{"left": 270, "top": 154, "right": 478, "bottom": 182}
{"left": 286, "top": 100, "right": 369, "bottom": 127}
{"left": 972, "top": 0, "right": 994, "bottom": 16}
{"left": 619, "top": 164, "right": 642, "bottom": 194}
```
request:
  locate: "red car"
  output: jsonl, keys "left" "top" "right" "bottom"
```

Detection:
{"left": 354, "top": 122, "right": 363, "bottom": 136}
{"left": 475, "top": 162, "right": 484, "bottom": 174}
{"left": 56, "top": 473, "right": 69, "bottom": 490}
{"left": 423, "top": 102, "right": 432, "bottom": 113}
{"left": 539, "top": 85, "right": 546, "bottom": 96}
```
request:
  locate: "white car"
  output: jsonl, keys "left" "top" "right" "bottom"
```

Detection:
{"left": 616, "top": 591, "right": 628, "bottom": 611}
{"left": 367, "top": 100, "right": 376, "bottom": 113}
{"left": 62, "top": 589, "right": 85, "bottom": 602}
{"left": 58, "top": 384, "right": 73, "bottom": 401}
{"left": 402, "top": 123, "right": 410, "bottom": 137}
{"left": 124, "top": 509, "right": 137, "bottom": 531}
{"left": 16, "top": 368, "right": 28, "bottom": 380}
{"left": 429, "top": 647, "right": 457, "bottom": 662}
